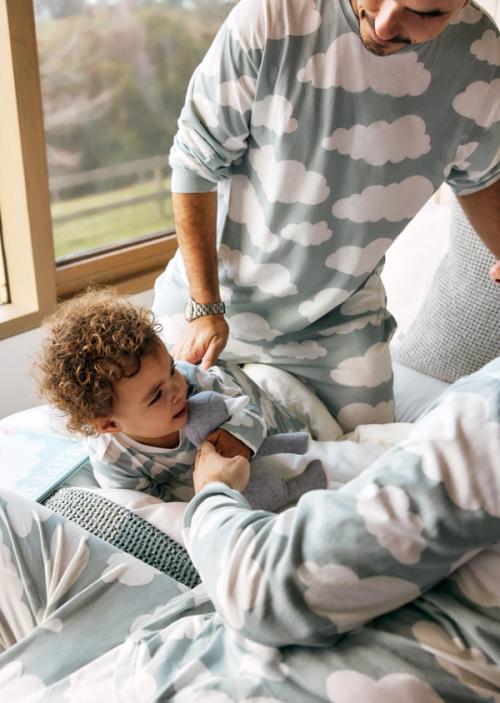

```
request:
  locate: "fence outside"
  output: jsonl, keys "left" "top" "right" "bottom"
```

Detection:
{"left": 49, "top": 155, "right": 170, "bottom": 226}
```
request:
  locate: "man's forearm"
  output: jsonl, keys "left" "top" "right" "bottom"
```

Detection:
{"left": 458, "top": 179, "right": 500, "bottom": 258}
{"left": 173, "top": 191, "right": 220, "bottom": 302}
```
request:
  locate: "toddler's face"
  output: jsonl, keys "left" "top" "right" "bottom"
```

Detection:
{"left": 108, "top": 343, "right": 188, "bottom": 448}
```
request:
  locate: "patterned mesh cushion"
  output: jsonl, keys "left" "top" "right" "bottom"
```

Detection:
{"left": 44, "top": 487, "right": 200, "bottom": 589}
{"left": 392, "top": 198, "right": 500, "bottom": 383}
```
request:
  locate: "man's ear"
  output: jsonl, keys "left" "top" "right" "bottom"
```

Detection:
{"left": 92, "top": 417, "right": 121, "bottom": 434}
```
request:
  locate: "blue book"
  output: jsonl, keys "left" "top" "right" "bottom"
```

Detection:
{"left": 0, "top": 425, "right": 89, "bottom": 502}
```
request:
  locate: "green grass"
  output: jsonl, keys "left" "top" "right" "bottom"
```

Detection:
{"left": 51, "top": 179, "right": 174, "bottom": 258}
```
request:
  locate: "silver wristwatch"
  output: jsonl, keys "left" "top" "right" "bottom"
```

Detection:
{"left": 184, "top": 298, "right": 226, "bottom": 322}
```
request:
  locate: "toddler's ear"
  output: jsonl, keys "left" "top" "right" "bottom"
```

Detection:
{"left": 92, "top": 417, "right": 120, "bottom": 434}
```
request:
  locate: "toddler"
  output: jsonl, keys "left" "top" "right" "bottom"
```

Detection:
{"left": 36, "top": 290, "right": 326, "bottom": 511}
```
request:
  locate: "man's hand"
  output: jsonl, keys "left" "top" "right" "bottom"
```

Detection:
{"left": 172, "top": 315, "right": 229, "bottom": 369}
{"left": 193, "top": 440, "right": 250, "bottom": 494}
{"left": 205, "top": 428, "right": 252, "bottom": 460}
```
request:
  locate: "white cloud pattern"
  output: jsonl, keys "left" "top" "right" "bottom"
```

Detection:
{"left": 471, "top": 29, "right": 500, "bottom": 66}
{"left": 227, "top": 175, "right": 279, "bottom": 252}
{"left": 280, "top": 221, "right": 332, "bottom": 246}
{"left": 297, "top": 34, "right": 431, "bottom": 96}
{"left": 326, "top": 239, "right": 392, "bottom": 276}
{"left": 322, "top": 116, "right": 430, "bottom": 165}
{"left": 337, "top": 400, "right": 395, "bottom": 429}
{"left": 228, "top": 0, "right": 322, "bottom": 51}
{"left": 297, "top": 561, "right": 420, "bottom": 629}
{"left": 101, "top": 552, "right": 156, "bottom": 586}
{"left": 222, "top": 134, "right": 247, "bottom": 152}
{"left": 319, "top": 311, "right": 388, "bottom": 336}
{"left": 326, "top": 671, "right": 445, "bottom": 703}
{"left": 218, "top": 75, "right": 256, "bottom": 113}
{"left": 228, "top": 313, "right": 281, "bottom": 341}
{"left": 191, "top": 94, "right": 219, "bottom": 129}
{"left": 216, "top": 527, "right": 264, "bottom": 629}
{"left": 356, "top": 483, "right": 426, "bottom": 564}
{"left": 0, "top": 539, "right": 35, "bottom": 648}
{"left": 252, "top": 95, "right": 298, "bottom": 134}
{"left": 452, "top": 80, "right": 500, "bottom": 128}
{"left": 220, "top": 245, "right": 298, "bottom": 297}
{"left": 271, "top": 340, "right": 327, "bottom": 360}
{"left": 329, "top": 342, "right": 392, "bottom": 388}
{"left": 413, "top": 621, "right": 500, "bottom": 701}
{"left": 225, "top": 337, "right": 273, "bottom": 363}
{"left": 250, "top": 145, "right": 330, "bottom": 204}
{"left": 332, "top": 176, "right": 434, "bottom": 223}
{"left": 340, "top": 274, "right": 385, "bottom": 316}
{"left": 449, "top": 4, "right": 482, "bottom": 24}
{"left": 0, "top": 662, "right": 47, "bottom": 703}
{"left": 452, "top": 547, "right": 500, "bottom": 608}
{"left": 299, "top": 288, "right": 351, "bottom": 322}
{"left": 404, "top": 393, "right": 500, "bottom": 516}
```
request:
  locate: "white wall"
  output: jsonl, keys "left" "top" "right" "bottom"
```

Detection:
{"left": 477, "top": 0, "right": 500, "bottom": 21}
{"left": 0, "top": 290, "right": 154, "bottom": 420}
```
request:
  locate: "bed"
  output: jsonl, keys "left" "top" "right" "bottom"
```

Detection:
{"left": 1, "top": 201, "right": 499, "bottom": 701}
{"left": 1, "top": 356, "right": 499, "bottom": 701}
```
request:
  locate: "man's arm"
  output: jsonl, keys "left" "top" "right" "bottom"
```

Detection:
{"left": 458, "top": 179, "right": 500, "bottom": 281}
{"left": 183, "top": 362, "right": 500, "bottom": 647}
{"left": 171, "top": 191, "right": 229, "bottom": 369}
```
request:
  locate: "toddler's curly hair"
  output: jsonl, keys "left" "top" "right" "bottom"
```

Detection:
{"left": 36, "top": 289, "right": 162, "bottom": 435}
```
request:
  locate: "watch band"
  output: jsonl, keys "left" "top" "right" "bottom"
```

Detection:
{"left": 185, "top": 298, "right": 225, "bottom": 322}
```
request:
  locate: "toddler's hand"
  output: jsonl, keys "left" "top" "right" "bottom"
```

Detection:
{"left": 490, "top": 260, "right": 500, "bottom": 284}
{"left": 193, "top": 440, "right": 250, "bottom": 494}
{"left": 205, "top": 428, "right": 251, "bottom": 460}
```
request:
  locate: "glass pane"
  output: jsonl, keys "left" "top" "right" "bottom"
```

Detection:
{"left": 34, "top": 0, "right": 235, "bottom": 260}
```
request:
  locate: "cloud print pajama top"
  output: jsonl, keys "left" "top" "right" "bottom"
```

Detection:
{"left": 153, "top": 0, "right": 500, "bottom": 429}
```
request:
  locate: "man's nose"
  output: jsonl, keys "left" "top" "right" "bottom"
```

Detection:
{"left": 374, "top": 0, "right": 402, "bottom": 40}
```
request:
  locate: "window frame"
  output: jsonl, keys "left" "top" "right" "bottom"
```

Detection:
{"left": 0, "top": 0, "right": 176, "bottom": 341}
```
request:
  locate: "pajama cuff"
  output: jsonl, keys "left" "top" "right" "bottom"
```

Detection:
{"left": 171, "top": 168, "right": 218, "bottom": 194}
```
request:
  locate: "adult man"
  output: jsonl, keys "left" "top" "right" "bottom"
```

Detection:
{"left": 153, "top": 0, "right": 500, "bottom": 431}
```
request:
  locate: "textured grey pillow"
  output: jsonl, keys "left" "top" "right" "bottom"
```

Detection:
{"left": 44, "top": 486, "right": 200, "bottom": 588}
{"left": 392, "top": 198, "right": 500, "bottom": 383}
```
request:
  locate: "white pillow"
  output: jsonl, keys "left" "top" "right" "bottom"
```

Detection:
{"left": 392, "top": 361, "right": 449, "bottom": 423}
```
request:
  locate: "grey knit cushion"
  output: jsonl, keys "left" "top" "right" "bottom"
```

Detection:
{"left": 392, "top": 199, "right": 500, "bottom": 383}
{"left": 44, "top": 487, "right": 200, "bottom": 589}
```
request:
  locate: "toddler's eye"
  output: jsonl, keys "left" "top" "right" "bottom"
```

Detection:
{"left": 149, "top": 389, "right": 162, "bottom": 406}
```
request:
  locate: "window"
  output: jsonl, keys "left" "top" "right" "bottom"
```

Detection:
{"left": 35, "top": 0, "right": 234, "bottom": 262}
{"left": 0, "top": 0, "right": 233, "bottom": 339}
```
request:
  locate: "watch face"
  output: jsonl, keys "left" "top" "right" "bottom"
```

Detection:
{"left": 184, "top": 301, "right": 193, "bottom": 322}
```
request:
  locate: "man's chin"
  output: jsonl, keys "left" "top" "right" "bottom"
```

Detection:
{"left": 359, "top": 30, "right": 406, "bottom": 55}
